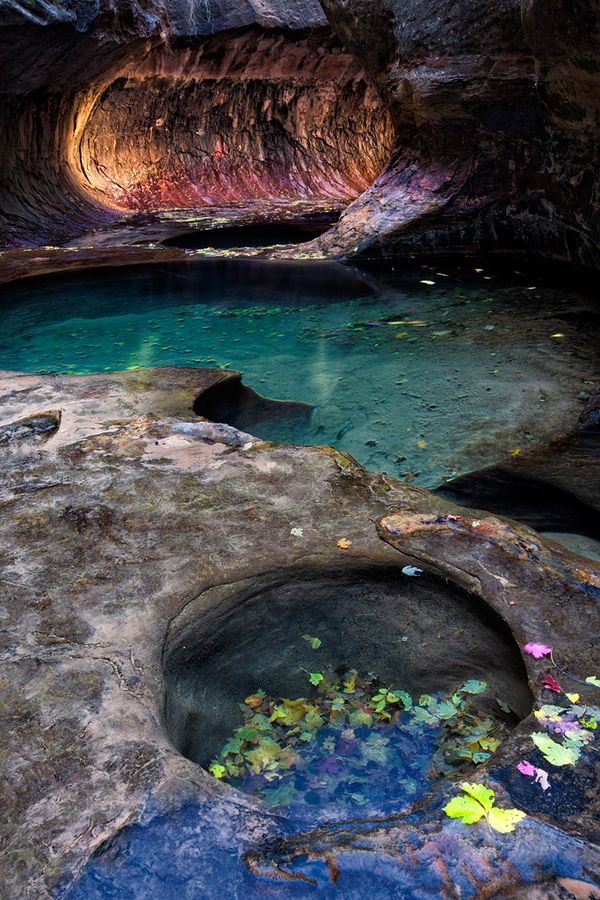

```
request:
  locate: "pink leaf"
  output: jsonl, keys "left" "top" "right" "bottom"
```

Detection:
{"left": 524, "top": 642, "right": 553, "bottom": 659}
{"left": 543, "top": 673, "right": 562, "bottom": 693}
{"left": 517, "top": 760, "right": 536, "bottom": 777}
{"left": 534, "top": 768, "right": 550, "bottom": 791}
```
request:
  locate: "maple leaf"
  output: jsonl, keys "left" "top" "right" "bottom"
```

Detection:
{"left": 543, "top": 673, "right": 562, "bottom": 693}
{"left": 459, "top": 679, "right": 487, "bottom": 694}
{"left": 337, "top": 537, "right": 352, "bottom": 550}
{"left": 524, "top": 642, "right": 553, "bottom": 659}
{"left": 531, "top": 731, "right": 580, "bottom": 766}
{"left": 444, "top": 783, "right": 525, "bottom": 833}
{"left": 487, "top": 807, "right": 527, "bottom": 833}
{"left": 516, "top": 760, "right": 551, "bottom": 791}
{"left": 308, "top": 672, "right": 324, "bottom": 687}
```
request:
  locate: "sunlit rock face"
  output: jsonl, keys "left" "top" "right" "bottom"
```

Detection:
{"left": 0, "top": 0, "right": 598, "bottom": 265}
{"left": 79, "top": 31, "right": 393, "bottom": 211}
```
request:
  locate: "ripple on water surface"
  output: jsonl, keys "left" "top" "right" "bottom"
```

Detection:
{"left": 0, "top": 258, "right": 597, "bottom": 487}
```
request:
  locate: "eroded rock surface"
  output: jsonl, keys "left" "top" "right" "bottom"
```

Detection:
{"left": 0, "top": 367, "right": 598, "bottom": 898}
{"left": 0, "top": 0, "right": 598, "bottom": 269}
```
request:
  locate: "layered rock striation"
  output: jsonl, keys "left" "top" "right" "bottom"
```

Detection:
{"left": 0, "top": 0, "right": 598, "bottom": 264}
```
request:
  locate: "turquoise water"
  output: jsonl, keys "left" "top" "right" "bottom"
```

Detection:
{"left": 0, "top": 258, "right": 597, "bottom": 486}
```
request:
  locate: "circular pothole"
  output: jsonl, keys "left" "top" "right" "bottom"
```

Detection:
{"left": 164, "top": 567, "right": 531, "bottom": 821}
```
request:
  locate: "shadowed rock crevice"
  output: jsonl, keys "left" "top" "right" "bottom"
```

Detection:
{"left": 162, "top": 567, "right": 532, "bottom": 766}
{"left": 193, "top": 374, "right": 314, "bottom": 434}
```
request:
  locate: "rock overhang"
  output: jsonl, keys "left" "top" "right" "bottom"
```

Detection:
{"left": 0, "top": 367, "right": 598, "bottom": 896}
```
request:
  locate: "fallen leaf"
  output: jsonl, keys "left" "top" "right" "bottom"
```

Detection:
{"left": 543, "top": 673, "right": 562, "bottom": 693}
{"left": 566, "top": 693, "right": 580, "bottom": 703}
{"left": 531, "top": 731, "right": 580, "bottom": 766}
{"left": 337, "top": 537, "right": 352, "bottom": 550}
{"left": 302, "top": 634, "right": 322, "bottom": 650}
{"left": 516, "top": 760, "right": 536, "bottom": 777}
{"left": 417, "top": 440, "right": 428, "bottom": 449}
{"left": 586, "top": 676, "right": 600, "bottom": 687}
{"left": 487, "top": 807, "right": 527, "bottom": 833}
{"left": 444, "top": 782, "right": 525, "bottom": 833}
{"left": 524, "top": 642, "right": 553, "bottom": 659}
{"left": 510, "top": 448, "right": 521, "bottom": 456}
{"left": 420, "top": 279, "right": 436, "bottom": 286}
{"left": 402, "top": 565, "right": 423, "bottom": 577}
{"left": 290, "top": 527, "right": 304, "bottom": 537}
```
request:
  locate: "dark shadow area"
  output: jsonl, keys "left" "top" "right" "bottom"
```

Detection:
{"left": 194, "top": 374, "right": 313, "bottom": 433}
{"left": 163, "top": 566, "right": 532, "bottom": 767}
{"left": 437, "top": 471, "right": 600, "bottom": 540}
{"left": 162, "top": 219, "right": 337, "bottom": 250}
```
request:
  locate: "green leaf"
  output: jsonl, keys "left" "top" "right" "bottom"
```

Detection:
{"left": 396, "top": 690, "right": 413, "bottom": 710}
{"left": 444, "top": 795, "right": 487, "bottom": 824}
{"left": 472, "top": 751, "right": 491, "bottom": 763}
{"left": 444, "top": 783, "right": 526, "bottom": 834}
{"left": 418, "top": 694, "right": 435, "bottom": 706}
{"left": 460, "top": 782, "right": 495, "bottom": 812}
{"left": 307, "top": 672, "right": 324, "bottom": 686}
{"left": 531, "top": 731, "right": 580, "bottom": 766}
{"left": 302, "top": 634, "right": 322, "bottom": 650}
{"left": 487, "top": 807, "right": 527, "bottom": 833}
{"left": 432, "top": 700, "right": 459, "bottom": 720}
{"left": 459, "top": 680, "right": 487, "bottom": 694}
{"left": 585, "top": 676, "right": 600, "bottom": 687}
{"left": 209, "top": 763, "right": 226, "bottom": 779}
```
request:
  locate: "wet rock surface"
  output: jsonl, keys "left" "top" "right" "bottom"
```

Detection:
{"left": 0, "top": 367, "right": 598, "bottom": 898}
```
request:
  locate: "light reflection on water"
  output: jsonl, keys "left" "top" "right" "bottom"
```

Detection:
{"left": 0, "top": 258, "right": 597, "bottom": 487}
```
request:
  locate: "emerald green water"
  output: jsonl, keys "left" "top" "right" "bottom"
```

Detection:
{"left": 0, "top": 258, "right": 597, "bottom": 487}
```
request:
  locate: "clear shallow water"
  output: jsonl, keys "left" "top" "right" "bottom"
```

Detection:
{"left": 0, "top": 258, "right": 597, "bottom": 487}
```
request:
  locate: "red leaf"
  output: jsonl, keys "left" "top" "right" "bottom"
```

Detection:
{"left": 542, "top": 673, "right": 562, "bottom": 693}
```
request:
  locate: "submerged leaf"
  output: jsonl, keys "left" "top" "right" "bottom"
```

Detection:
{"left": 459, "top": 680, "right": 487, "bottom": 694}
{"left": 302, "top": 634, "right": 322, "bottom": 650}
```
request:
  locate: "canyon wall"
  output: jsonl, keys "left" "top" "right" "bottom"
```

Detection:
{"left": 0, "top": 0, "right": 598, "bottom": 265}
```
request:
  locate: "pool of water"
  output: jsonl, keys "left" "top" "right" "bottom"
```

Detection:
{"left": 0, "top": 258, "right": 597, "bottom": 487}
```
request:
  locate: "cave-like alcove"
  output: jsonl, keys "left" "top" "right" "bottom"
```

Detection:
{"left": 78, "top": 30, "right": 394, "bottom": 214}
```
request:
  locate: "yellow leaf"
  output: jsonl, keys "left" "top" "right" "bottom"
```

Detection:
{"left": 487, "top": 807, "right": 527, "bottom": 833}
{"left": 566, "top": 693, "right": 580, "bottom": 703}
{"left": 510, "top": 448, "right": 521, "bottom": 457}
{"left": 337, "top": 537, "right": 352, "bottom": 550}
{"left": 417, "top": 440, "right": 427, "bottom": 449}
